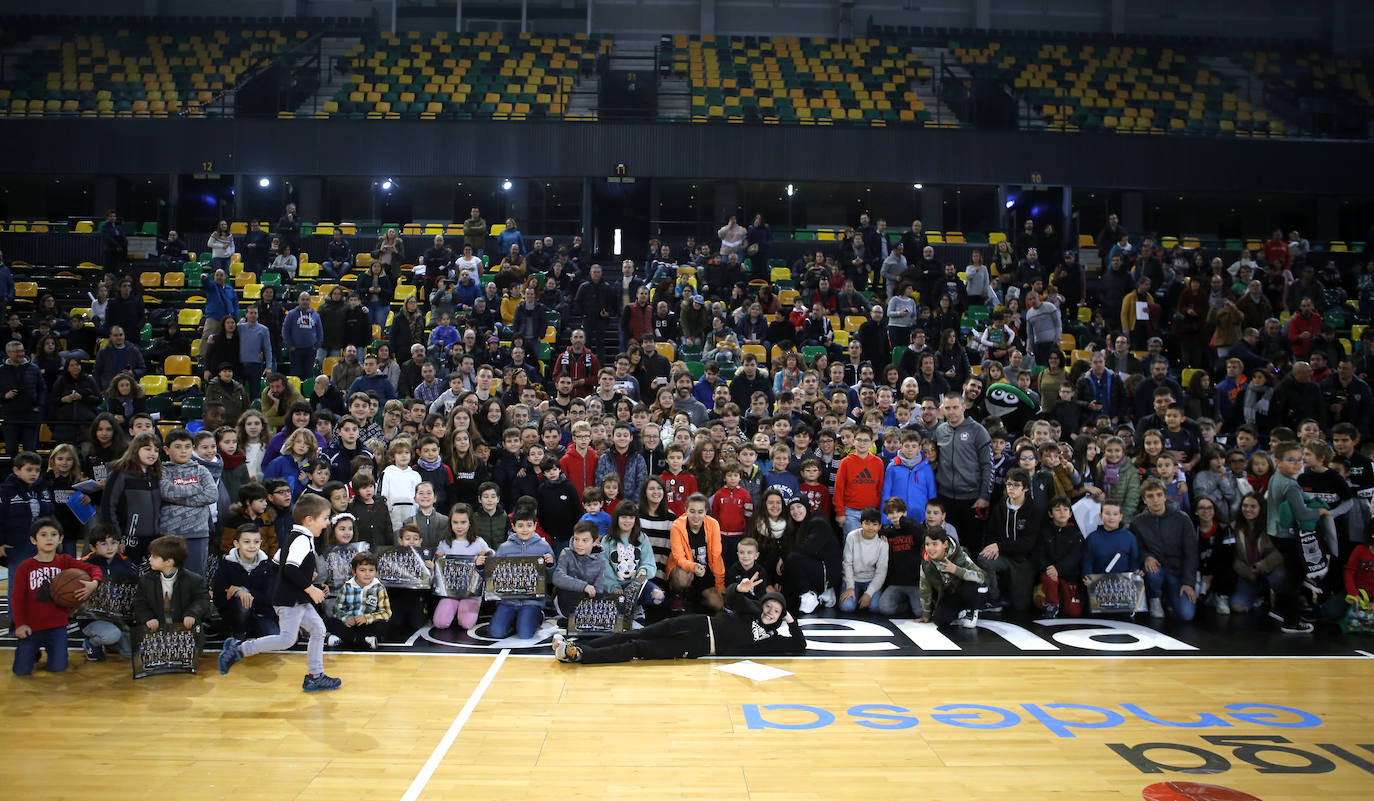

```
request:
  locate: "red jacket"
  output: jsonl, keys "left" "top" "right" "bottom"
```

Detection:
{"left": 800, "top": 481, "right": 833, "bottom": 519}
{"left": 624, "top": 302, "right": 653, "bottom": 342}
{"left": 711, "top": 485, "right": 754, "bottom": 534}
{"left": 560, "top": 447, "right": 600, "bottom": 498}
{"left": 833, "top": 453, "right": 885, "bottom": 516}
{"left": 12, "top": 554, "right": 102, "bottom": 632}
{"left": 661, "top": 469, "right": 698, "bottom": 517}
{"left": 1287, "top": 312, "right": 1321, "bottom": 357}
{"left": 1346, "top": 544, "right": 1374, "bottom": 599}
{"left": 552, "top": 346, "right": 600, "bottom": 396}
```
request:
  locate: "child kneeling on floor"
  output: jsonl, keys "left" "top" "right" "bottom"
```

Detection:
{"left": 478, "top": 500, "right": 554, "bottom": 639}
{"left": 327, "top": 552, "right": 392, "bottom": 650}
{"left": 553, "top": 521, "right": 606, "bottom": 618}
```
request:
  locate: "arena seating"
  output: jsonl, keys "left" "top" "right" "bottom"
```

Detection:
{"left": 662, "top": 35, "right": 941, "bottom": 126}
{"left": 323, "top": 31, "right": 610, "bottom": 120}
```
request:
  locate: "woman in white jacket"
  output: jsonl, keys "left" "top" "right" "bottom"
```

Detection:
{"left": 208, "top": 219, "right": 236, "bottom": 272}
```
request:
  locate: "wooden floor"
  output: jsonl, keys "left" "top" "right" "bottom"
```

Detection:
{"left": 2, "top": 650, "right": 1370, "bottom": 800}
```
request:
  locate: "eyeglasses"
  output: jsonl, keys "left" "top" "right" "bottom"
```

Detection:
{"left": 1281, "top": 457, "right": 1305, "bottom": 464}
{"left": 1019, "top": 454, "right": 1036, "bottom": 460}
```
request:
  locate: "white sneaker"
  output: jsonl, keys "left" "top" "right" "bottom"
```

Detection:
{"left": 819, "top": 588, "right": 837, "bottom": 608}
{"left": 958, "top": 609, "right": 980, "bottom": 629}
{"left": 798, "top": 592, "right": 820, "bottom": 614}
{"left": 1149, "top": 598, "right": 1165, "bottom": 618}
{"left": 326, "top": 635, "right": 342, "bottom": 648}
{"left": 1211, "top": 594, "right": 1231, "bottom": 615}
{"left": 364, "top": 636, "right": 378, "bottom": 650}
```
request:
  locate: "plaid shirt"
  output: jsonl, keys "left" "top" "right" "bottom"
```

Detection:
{"left": 335, "top": 577, "right": 392, "bottom": 624}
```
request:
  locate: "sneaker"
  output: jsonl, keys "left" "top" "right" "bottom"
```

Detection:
{"left": 363, "top": 636, "right": 378, "bottom": 650}
{"left": 218, "top": 637, "right": 243, "bottom": 675}
{"left": 798, "top": 592, "right": 820, "bottom": 614}
{"left": 552, "top": 631, "right": 568, "bottom": 659}
{"left": 557, "top": 642, "right": 583, "bottom": 663}
{"left": 326, "top": 635, "right": 342, "bottom": 648}
{"left": 302, "top": 673, "right": 343, "bottom": 692}
{"left": 819, "top": 587, "right": 837, "bottom": 608}
{"left": 1043, "top": 604, "right": 1059, "bottom": 619}
{"left": 1280, "top": 621, "right": 1315, "bottom": 634}
{"left": 958, "top": 609, "right": 980, "bottom": 629}
{"left": 1149, "top": 598, "right": 1165, "bottom": 618}
{"left": 1211, "top": 594, "right": 1231, "bottom": 615}
{"left": 84, "top": 638, "right": 106, "bottom": 662}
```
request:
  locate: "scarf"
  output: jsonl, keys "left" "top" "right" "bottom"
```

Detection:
{"left": 1101, "top": 457, "right": 1123, "bottom": 490}
{"left": 767, "top": 519, "right": 788, "bottom": 540}
{"left": 418, "top": 456, "right": 443, "bottom": 471}
{"left": 220, "top": 449, "right": 245, "bottom": 471}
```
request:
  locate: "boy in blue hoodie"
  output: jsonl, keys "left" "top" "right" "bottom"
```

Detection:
{"left": 880, "top": 430, "right": 936, "bottom": 524}
{"left": 427, "top": 311, "right": 460, "bottom": 354}
{"left": 1081, "top": 500, "right": 1141, "bottom": 576}
{"left": 480, "top": 502, "right": 555, "bottom": 639}
{"left": 1, "top": 453, "right": 58, "bottom": 570}
{"left": 762, "top": 441, "right": 800, "bottom": 502}
{"left": 552, "top": 521, "right": 608, "bottom": 618}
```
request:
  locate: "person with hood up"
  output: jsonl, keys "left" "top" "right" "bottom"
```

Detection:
{"left": 553, "top": 575, "right": 805, "bottom": 664}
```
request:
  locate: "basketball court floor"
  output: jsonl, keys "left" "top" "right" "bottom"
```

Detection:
{"left": 2, "top": 610, "right": 1370, "bottom": 801}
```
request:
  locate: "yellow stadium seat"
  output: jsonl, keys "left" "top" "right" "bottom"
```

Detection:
{"left": 741, "top": 344, "right": 766, "bottom": 363}
{"left": 229, "top": 222, "right": 248, "bottom": 235}
{"left": 140, "top": 271, "right": 162, "bottom": 287}
{"left": 164, "top": 355, "right": 192, "bottom": 376}
{"left": 657, "top": 342, "right": 677, "bottom": 361}
{"left": 298, "top": 262, "right": 320, "bottom": 278}
{"left": 14, "top": 282, "right": 37, "bottom": 298}
{"left": 171, "top": 376, "right": 201, "bottom": 392}
{"left": 770, "top": 267, "right": 791, "bottom": 283}
{"left": 394, "top": 284, "right": 417, "bottom": 302}
{"left": 74, "top": 221, "right": 94, "bottom": 233}
{"left": 163, "top": 272, "right": 185, "bottom": 288}
{"left": 177, "top": 308, "right": 203, "bottom": 328}
{"left": 844, "top": 315, "right": 865, "bottom": 332}
{"left": 140, "top": 375, "right": 168, "bottom": 395}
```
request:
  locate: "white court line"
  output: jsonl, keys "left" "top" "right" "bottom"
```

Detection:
{"left": 399, "top": 648, "right": 509, "bottom": 801}
{"left": 1358, "top": 650, "right": 1374, "bottom": 658}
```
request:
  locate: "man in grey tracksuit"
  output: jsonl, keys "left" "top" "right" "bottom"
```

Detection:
{"left": 934, "top": 392, "right": 993, "bottom": 553}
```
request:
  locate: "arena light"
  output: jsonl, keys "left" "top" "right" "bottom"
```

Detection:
{"left": 258, "top": 177, "right": 271, "bottom": 188}
{"left": 786, "top": 184, "right": 795, "bottom": 197}
{"left": 613, "top": 228, "right": 623, "bottom": 254}
{"left": 502, "top": 179, "right": 513, "bottom": 191}
{"left": 381, "top": 178, "right": 394, "bottom": 191}
{"left": 913, "top": 183, "right": 923, "bottom": 190}
{"left": 1005, "top": 198, "right": 1016, "bottom": 209}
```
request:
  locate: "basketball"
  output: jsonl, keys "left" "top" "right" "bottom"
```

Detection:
{"left": 49, "top": 567, "right": 92, "bottom": 609}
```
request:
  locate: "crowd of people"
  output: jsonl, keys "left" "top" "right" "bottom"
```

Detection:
{"left": 5, "top": 204, "right": 1374, "bottom": 681}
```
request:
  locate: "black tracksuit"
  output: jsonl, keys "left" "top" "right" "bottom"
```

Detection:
{"left": 575, "top": 589, "right": 805, "bottom": 664}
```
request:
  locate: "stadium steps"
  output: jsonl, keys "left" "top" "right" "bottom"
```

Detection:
{"left": 294, "top": 36, "right": 363, "bottom": 115}
{"left": 907, "top": 46, "right": 965, "bottom": 124}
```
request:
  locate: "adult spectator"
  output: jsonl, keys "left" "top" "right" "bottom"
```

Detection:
{"left": 202, "top": 316, "right": 242, "bottom": 383}
{"left": 236, "top": 303, "right": 275, "bottom": 399}
{"left": 373, "top": 227, "right": 405, "bottom": 281}
{"left": 462, "top": 207, "right": 488, "bottom": 254}
{"left": 1096, "top": 213, "right": 1126, "bottom": 262}
{"left": 259, "top": 372, "right": 302, "bottom": 431}
{"left": 880, "top": 241, "right": 907, "bottom": 294}
{"left": 1, "top": 341, "right": 44, "bottom": 459}
{"left": 623, "top": 285, "right": 654, "bottom": 346}
{"left": 1075, "top": 350, "right": 1126, "bottom": 425}
{"left": 207, "top": 220, "right": 235, "bottom": 272}
{"left": 93, "top": 326, "right": 147, "bottom": 391}
{"left": 324, "top": 229, "right": 352, "bottom": 280}
{"left": 275, "top": 203, "right": 301, "bottom": 254}
{"left": 1287, "top": 297, "right": 1322, "bottom": 359}
{"left": 496, "top": 217, "right": 524, "bottom": 257}
{"left": 746, "top": 213, "right": 773, "bottom": 278}
{"left": 201, "top": 267, "right": 239, "bottom": 341}
{"left": 1022, "top": 291, "right": 1062, "bottom": 367}
{"left": 934, "top": 392, "right": 993, "bottom": 553}
{"left": 553, "top": 329, "right": 600, "bottom": 397}
{"left": 48, "top": 356, "right": 100, "bottom": 442}
{"left": 282, "top": 291, "right": 323, "bottom": 381}
{"left": 242, "top": 217, "right": 271, "bottom": 273}
{"left": 1271, "top": 361, "right": 1327, "bottom": 428}
{"left": 1133, "top": 478, "right": 1198, "bottom": 621}
{"left": 105, "top": 277, "right": 145, "bottom": 336}
{"left": 717, "top": 215, "right": 746, "bottom": 259}
{"left": 348, "top": 353, "right": 397, "bottom": 402}
{"left": 1133, "top": 359, "right": 1184, "bottom": 420}
{"left": 574, "top": 264, "right": 616, "bottom": 359}
{"left": 99, "top": 209, "right": 127, "bottom": 275}
{"left": 1322, "top": 357, "right": 1374, "bottom": 440}
{"left": 671, "top": 371, "right": 709, "bottom": 426}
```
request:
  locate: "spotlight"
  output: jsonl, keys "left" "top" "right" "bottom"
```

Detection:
{"left": 1005, "top": 199, "right": 1016, "bottom": 209}
{"left": 785, "top": 184, "right": 795, "bottom": 197}
{"left": 502, "top": 179, "right": 513, "bottom": 191}
{"left": 258, "top": 177, "right": 271, "bottom": 188}
{"left": 381, "top": 179, "right": 393, "bottom": 191}
{"left": 913, "top": 183, "right": 923, "bottom": 190}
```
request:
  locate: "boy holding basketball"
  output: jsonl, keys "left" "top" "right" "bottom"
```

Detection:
{"left": 219, "top": 493, "right": 341, "bottom": 692}
{"left": 12, "top": 518, "right": 101, "bottom": 675}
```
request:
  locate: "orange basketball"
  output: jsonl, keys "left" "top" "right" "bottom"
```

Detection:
{"left": 49, "top": 567, "right": 92, "bottom": 609}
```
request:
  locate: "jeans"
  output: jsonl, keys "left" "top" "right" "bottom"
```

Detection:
{"left": 184, "top": 537, "right": 208, "bottom": 578}
{"left": 1144, "top": 566, "right": 1197, "bottom": 621}
{"left": 875, "top": 584, "right": 922, "bottom": 617}
{"left": 842, "top": 509, "right": 863, "bottom": 537}
{"left": 239, "top": 603, "right": 327, "bottom": 676}
{"left": 1231, "top": 570, "right": 1285, "bottom": 611}
{"left": 323, "top": 261, "right": 349, "bottom": 280}
{"left": 977, "top": 554, "right": 1036, "bottom": 611}
{"left": 368, "top": 303, "right": 390, "bottom": 332}
{"left": 82, "top": 619, "right": 132, "bottom": 658}
{"left": 489, "top": 600, "right": 543, "bottom": 639}
{"left": 1271, "top": 536, "right": 1308, "bottom": 627}
{"left": 288, "top": 348, "right": 316, "bottom": 381}
{"left": 838, "top": 580, "right": 884, "bottom": 612}
{"left": 242, "top": 362, "right": 266, "bottom": 399}
{"left": 218, "top": 601, "right": 281, "bottom": 639}
{"left": 2, "top": 420, "right": 39, "bottom": 464}
{"left": 13, "top": 626, "right": 68, "bottom": 674}
{"left": 211, "top": 256, "right": 231, "bottom": 273}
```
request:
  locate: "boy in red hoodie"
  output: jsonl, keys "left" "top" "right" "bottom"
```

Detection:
{"left": 711, "top": 462, "right": 754, "bottom": 569}
{"left": 798, "top": 458, "right": 833, "bottom": 519}
{"left": 12, "top": 518, "right": 101, "bottom": 675}
{"left": 834, "top": 428, "right": 885, "bottom": 536}
{"left": 661, "top": 444, "right": 698, "bottom": 517}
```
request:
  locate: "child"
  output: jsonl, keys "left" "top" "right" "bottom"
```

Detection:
{"left": 326, "top": 552, "right": 392, "bottom": 650}
{"left": 1154, "top": 453, "right": 1189, "bottom": 509}
{"left": 1, "top": 453, "right": 58, "bottom": 578}
{"left": 219, "top": 493, "right": 340, "bottom": 692}
{"left": 725, "top": 536, "right": 774, "bottom": 601}
{"left": 553, "top": 521, "right": 608, "bottom": 618}
{"left": 511, "top": 443, "right": 545, "bottom": 502}
{"left": 433, "top": 503, "right": 492, "bottom": 631}
{"left": 881, "top": 430, "right": 936, "bottom": 525}
{"left": 839, "top": 507, "right": 889, "bottom": 613}
{"left": 78, "top": 524, "right": 137, "bottom": 660}
{"left": 216, "top": 425, "right": 250, "bottom": 501}
{"left": 12, "top": 518, "right": 101, "bottom": 675}
{"left": 601, "top": 501, "right": 666, "bottom": 611}
{"left": 474, "top": 481, "right": 510, "bottom": 547}
{"left": 834, "top": 427, "right": 885, "bottom": 535}
{"left": 193, "top": 431, "right": 232, "bottom": 535}
{"left": 660, "top": 444, "right": 698, "bottom": 517}
{"left": 536, "top": 458, "right": 580, "bottom": 547}
{"left": 407, "top": 482, "right": 447, "bottom": 549}
{"left": 1080, "top": 500, "right": 1141, "bottom": 575}
{"left": 44, "top": 443, "right": 84, "bottom": 556}
{"left": 710, "top": 462, "right": 754, "bottom": 570}
{"left": 158, "top": 429, "right": 219, "bottom": 577}
{"left": 598, "top": 473, "right": 622, "bottom": 518}
{"left": 300, "top": 458, "right": 333, "bottom": 499}
{"left": 762, "top": 441, "right": 800, "bottom": 501}
{"left": 262, "top": 477, "right": 296, "bottom": 552}
{"left": 386, "top": 523, "right": 434, "bottom": 640}
{"left": 213, "top": 524, "right": 281, "bottom": 639}
{"left": 348, "top": 469, "right": 394, "bottom": 546}
{"left": 577, "top": 487, "right": 611, "bottom": 540}
{"left": 875, "top": 498, "right": 923, "bottom": 617}
{"left": 1267, "top": 441, "right": 1328, "bottom": 634}
{"left": 1036, "top": 496, "right": 1084, "bottom": 618}
{"left": 324, "top": 481, "right": 352, "bottom": 515}
{"left": 925, "top": 500, "right": 959, "bottom": 543}
{"left": 798, "top": 458, "right": 833, "bottom": 520}
{"left": 666, "top": 493, "right": 726, "bottom": 613}
{"left": 133, "top": 535, "right": 211, "bottom": 639}
{"left": 917, "top": 527, "right": 988, "bottom": 629}
{"left": 414, "top": 435, "right": 455, "bottom": 513}
{"left": 736, "top": 442, "right": 763, "bottom": 500}
{"left": 480, "top": 503, "right": 555, "bottom": 639}
{"left": 381, "top": 437, "right": 421, "bottom": 536}
{"left": 320, "top": 513, "right": 364, "bottom": 598}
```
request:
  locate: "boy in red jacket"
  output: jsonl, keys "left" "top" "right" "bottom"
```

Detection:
{"left": 711, "top": 462, "right": 754, "bottom": 569}
{"left": 834, "top": 428, "right": 885, "bottom": 535}
{"left": 661, "top": 444, "right": 698, "bottom": 517}
{"left": 12, "top": 518, "right": 101, "bottom": 675}
{"left": 798, "top": 458, "right": 833, "bottom": 519}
